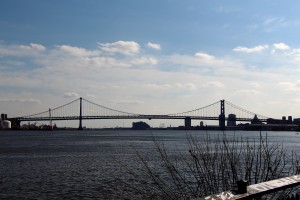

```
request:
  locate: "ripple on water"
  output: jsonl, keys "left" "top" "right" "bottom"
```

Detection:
{"left": 0, "top": 130, "right": 299, "bottom": 199}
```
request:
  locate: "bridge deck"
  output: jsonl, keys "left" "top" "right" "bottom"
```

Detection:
{"left": 11, "top": 115, "right": 267, "bottom": 122}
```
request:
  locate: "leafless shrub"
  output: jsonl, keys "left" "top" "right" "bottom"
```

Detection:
{"left": 118, "top": 132, "right": 299, "bottom": 200}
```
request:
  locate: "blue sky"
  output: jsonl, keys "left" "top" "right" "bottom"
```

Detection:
{"left": 1, "top": 0, "right": 300, "bottom": 127}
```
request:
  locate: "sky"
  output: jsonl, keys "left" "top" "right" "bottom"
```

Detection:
{"left": 1, "top": 0, "right": 300, "bottom": 127}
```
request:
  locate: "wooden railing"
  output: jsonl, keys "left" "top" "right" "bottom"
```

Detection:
{"left": 198, "top": 174, "right": 300, "bottom": 200}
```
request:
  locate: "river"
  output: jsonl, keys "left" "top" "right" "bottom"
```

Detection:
{"left": 0, "top": 130, "right": 299, "bottom": 199}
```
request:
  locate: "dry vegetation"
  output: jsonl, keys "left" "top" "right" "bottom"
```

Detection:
{"left": 116, "top": 132, "right": 300, "bottom": 200}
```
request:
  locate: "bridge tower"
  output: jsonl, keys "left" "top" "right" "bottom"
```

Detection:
{"left": 78, "top": 97, "right": 83, "bottom": 130}
{"left": 219, "top": 99, "right": 225, "bottom": 130}
{"left": 49, "top": 108, "right": 52, "bottom": 128}
{"left": 10, "top": 118, "right": 21, "bottom": 129}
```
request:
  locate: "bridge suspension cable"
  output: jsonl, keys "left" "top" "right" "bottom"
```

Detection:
{"left": 13, "top": 98, "right": 272, "bottom": 125}
{"left": 20, "top": 98, "right": 80, "bottom": 120}
{"left": 81, "top": 98, "right": 139, "bottom": 117}
{"left": 166, "top": 100, "right": 220, "bottom": 118}
{"left": 225, "top": 100, "right": 269, "bottom": 120}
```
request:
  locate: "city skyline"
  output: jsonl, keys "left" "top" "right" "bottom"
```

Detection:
{"left": 1, "top": 1, "right": 300, "bottom": 127}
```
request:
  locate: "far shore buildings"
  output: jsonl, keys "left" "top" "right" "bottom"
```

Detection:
{"left": 132, "top": 121, "right": 150, "bottom": 130}
{"left": 131, "top": 114, "right": 300, "bottom": 131}
{"left": 186, "top": 114, "right": 300, "bottom": 131}
{"left": 0, "top": 113, "right": 11, "bottom": 129}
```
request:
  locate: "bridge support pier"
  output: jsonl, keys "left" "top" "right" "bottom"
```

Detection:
{"left": 10, "top": 118, "right": 21, "bottom": 129}
{"left": 219, "top": 99, "right": 225, "bottom": 130}
{"left": 78, "top": 97, "right": 83, "bottom": 130}
{"left": 185, "top": 117, "right": 192, "bottom": 129}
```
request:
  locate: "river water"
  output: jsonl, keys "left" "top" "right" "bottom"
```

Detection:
{"left": 0, "top": 130, "right": 299, "bottom": 199}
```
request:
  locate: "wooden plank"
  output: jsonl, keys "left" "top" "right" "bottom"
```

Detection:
{"left": 198, "top": 174, "right": 300, "bottom": 200}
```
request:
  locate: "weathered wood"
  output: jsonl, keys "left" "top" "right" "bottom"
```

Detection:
{"left": 198, "top": 174, "right": 300, "bottom": 200}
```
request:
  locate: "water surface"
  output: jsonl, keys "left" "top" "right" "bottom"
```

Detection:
{"left": 0, "top": 130, "right": 299, "bottom": 199}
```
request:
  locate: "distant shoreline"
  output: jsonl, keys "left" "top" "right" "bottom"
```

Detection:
{"left": 2, "top": 124, "right": 300, "bottom": 132}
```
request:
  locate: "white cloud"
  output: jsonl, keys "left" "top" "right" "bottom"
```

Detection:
{"left": 144, "top": 83, "right": 197, "bottom": 90}
{"left": 57, "top": 45, "right": 99, "bottom": 57}
{"left": 98, "top": 41, "right": 140, "bottom": 55}
{"left": 248, "top": 17, "right": 292, "bottom": 33}
{"left": 202, "top": 81, "right": 225, "bottom": 88}
{"left": 284, "top": 49, "right": 300, "bottom": 63}
{"left": 0, "top": 43, "right": 46, "bottom": 56}
{"left": 114, "top": 99, "right": 145, "bottom": 105}
{"left": 193, "top": 52, "right": 243, "bottom": 69}
{"left": 63, "top": 92, "right": 80, "bottom": 98}
{"left": 146, "top": 42, "right": 161, "bottom": 50}
{"left": 131, "top": 57, "right": 157, "bottom": 65}
{"left": 273, "top": 43, "right": 290, "bottom": 50}
{"left": 144, "top": 83, "right": 171, "bottom": 89}
{"left": 86, "top": 93, "right": 96, "bottom": 98}
{"left": 263, "top": 17, "right": 287, "bottom": 28}
{"left": 195, "top": 52, "right": 215, "bottom": 61}
{"left": 112, "top": 85, "right": 126, "bottom": 89}
{"left": 174, "top": 83, "right": 197, "bottom": 90}
{"left": 235, "top": 89, "right": 261, "bottom": 94}
{"left": 262, "top": 17, "right": 291, "bottom": 33}
{"left": 278, "top": 81, "right": 300, "bottom": 92}
{"left": 0, "top": 98, "right": 42, "bottom": 104}
{"left": 12, "top": 43, "right": 46, "bottom": 52}
{"left": 3, "top": 41, "right": 300, "bottom": 123}
{"left": 233, "top": 45, "right": 269, "bottom": 53}
{"left": 263, "top": 17, "right": 285, "bottom": 26}
{"left": 250, "top": 82, "right": 261, "bottom": 88}
{"left": 27, "top": 43, "right": 46, "bottom": 51}
{"left": 84, "top": 56, "right": 130, "bottom": 68}
{"left": 160, "top": 53, "right": 245, "bottom": 78}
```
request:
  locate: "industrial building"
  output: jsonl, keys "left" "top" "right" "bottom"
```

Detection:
{"left": 0, "top": 113, "right": 11, "bottom": 129}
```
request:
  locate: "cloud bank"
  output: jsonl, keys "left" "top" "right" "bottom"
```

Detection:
{"left": 1, "top": 41, "right": 300, "bottom": 125}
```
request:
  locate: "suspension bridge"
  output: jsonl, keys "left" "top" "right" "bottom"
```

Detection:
{"left": 8, "top": 97, "right": 272, "bottom": 130}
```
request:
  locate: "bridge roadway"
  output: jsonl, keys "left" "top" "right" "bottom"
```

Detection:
{"left": 13, "top": 115, "right": 267, "bottom": 122}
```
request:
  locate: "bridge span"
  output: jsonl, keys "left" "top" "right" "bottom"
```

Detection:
{"left": 9, "top": 97, "right": 270, "bottom": 130}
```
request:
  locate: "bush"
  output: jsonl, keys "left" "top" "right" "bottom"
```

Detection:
{"left": 119, "top": 132, "right": 300, "bottom": 199}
